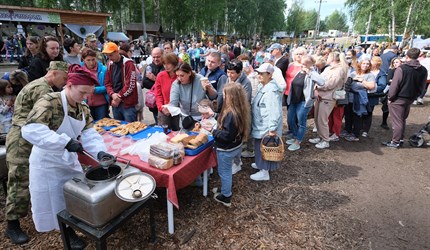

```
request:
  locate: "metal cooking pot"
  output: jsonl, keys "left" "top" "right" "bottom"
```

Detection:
{"left": 85, "top": 164, "right": 123, "bottom": 183}
{"left": 63, "top": 158, "right": 157, "bottom": 228}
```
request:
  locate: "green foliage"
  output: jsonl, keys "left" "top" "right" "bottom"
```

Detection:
{"left": 286, "top": 0, "right": 305, "bottom": 37}
{"left": 324, "top": 10, "right": 348, "bottom": 32}
{"left": 345, "top": 0, "right": 430, "bottom": 37}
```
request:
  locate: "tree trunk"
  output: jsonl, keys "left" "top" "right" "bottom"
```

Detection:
{"left": 390, "top": 0, "right": 395, "bottom": 42}
{"left": 154, "top": 0, "right": 161, "bottom": 25}
{"left": 142, "top": 0, "right": 147, "bottom": 40}
{"left": 95, "top": 0, "right": 101, "bottom": 12}
{"left": 402, "top": 1, "right": 414, "bottom": 48}
{"left": 364, "top": 7, "right": 373, "bottom": 43}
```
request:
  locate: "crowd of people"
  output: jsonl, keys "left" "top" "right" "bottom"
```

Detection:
{"left": 1, "top": 33, "right": 429, "bottom": 248}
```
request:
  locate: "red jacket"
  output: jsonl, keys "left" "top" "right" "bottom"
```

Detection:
{"left": 105, "top": 56, "right": 138, "bottom": 108}
{"left": 154, "top": 71, "right": 177, "bottom": 111}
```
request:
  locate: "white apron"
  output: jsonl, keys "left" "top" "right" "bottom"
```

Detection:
{"left": 29, "top": 90, "right": 86, "bottom": 232}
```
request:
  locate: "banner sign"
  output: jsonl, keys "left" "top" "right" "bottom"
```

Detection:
{"left": 0, "top": 9, "right": 60, "bottom": 24}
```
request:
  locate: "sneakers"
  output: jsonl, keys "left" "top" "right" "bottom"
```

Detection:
{"left": 380, "top": 124, "right": 389, "bottom": 130}
{"left": 427, "top": 140, "right": 430, "bottom": 146}
{"left": 250, "top": 169, "right": 270, "bottom": 181}
{"left": 345, "top": 135, "right": 360, "bottom": 142}
{"left": 361, "top": 132, "right": 368, "bottom": 137}
{"left": 251, "top": 163, "right": 258, "bottom": 169}
{"left": 288, "top": 143, "right": 301, "bottom": 151}
{"left": 340, "top": 130, "right": 351, "bottom": 138}
{"left": 241, "top": 150, "right": 255, "bottom": 158}
{"left": 286, "top": 139, "right": 296, "bottom": 145}
{"left": 5, "top": 220, "right": 29, "bottom": 245}
{"left": 315, "top": 140, "right": 330, "bottom": 149}
{"left": 417, "top": 97, "right": 424, "bottom": 105}
{"left": 214, "top": 193, "right": 231, "bottom": 207}
{"left": 232, "top": 162, "right": 242, "bottom": 175}
{"left": 382, "top": 141, "right": 400, "bottom": 148}
{"left": 309, "top": 137, "right": 321, "bottom": 144}
{"left": 413, "top": 100, "right": 418, "bottom": 105}
{"left": 329, "top": 134, "right": 339, "bottom": 142}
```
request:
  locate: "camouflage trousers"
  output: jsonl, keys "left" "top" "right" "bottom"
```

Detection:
{"left": 5, "top": 126, "right": 31, "bottom": 220}
{"left": 5, "top": 161, "right": 30, "bottom": 220}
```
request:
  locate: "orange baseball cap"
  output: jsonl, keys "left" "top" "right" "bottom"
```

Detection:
{"left": 102, "top": 42, "right": 119, "bottom": 54}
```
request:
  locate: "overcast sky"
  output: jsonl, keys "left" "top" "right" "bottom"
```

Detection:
{"left": 286, "top": 0, "right": 349, "bottom": 19}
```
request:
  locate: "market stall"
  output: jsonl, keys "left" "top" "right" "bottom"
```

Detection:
{"left": 79, "top": 120, "right": 217, "bottom": 234}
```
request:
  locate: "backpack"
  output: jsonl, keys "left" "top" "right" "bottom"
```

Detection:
{"left": 145, "top": 85, "right": 157, "bottom": 109}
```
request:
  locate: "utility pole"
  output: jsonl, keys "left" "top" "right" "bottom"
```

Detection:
{"left": 313, "top": 0, "right": 325, "bottom": 44}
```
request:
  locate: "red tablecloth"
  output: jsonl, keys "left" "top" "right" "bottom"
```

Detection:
{"left": 86, "top": 133, "right": 217, "bottom": 209}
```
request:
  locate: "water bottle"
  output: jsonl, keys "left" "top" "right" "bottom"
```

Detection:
{"left": 146, "top": 65, "right": 152, "bottom": 73}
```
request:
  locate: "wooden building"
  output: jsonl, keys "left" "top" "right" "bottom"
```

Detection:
{"left": 0, "top": 5, "right": 110, "bottom": 43}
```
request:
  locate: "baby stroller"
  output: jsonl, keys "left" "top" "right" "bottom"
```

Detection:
{"left": 409, "top": 117, "right": 430, "bottom": 147}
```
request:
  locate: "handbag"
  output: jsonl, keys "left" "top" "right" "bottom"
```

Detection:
{"left": 145, "top": 85, "right": 157, "bottom": 109}
{"left": 182, "top": 81, "right": 197, "bottom": 129}
{"left": 333, "top": 80, "right": 347, "bottom": 105}
{"left": 333, "top": 89, "right": 346, "bottom": 100}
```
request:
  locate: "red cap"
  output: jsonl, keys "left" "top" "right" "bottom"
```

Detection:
{"left": 68, "top": 64, "right": 98, "bottom": 86}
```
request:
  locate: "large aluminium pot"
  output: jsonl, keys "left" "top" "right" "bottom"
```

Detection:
{"left": 63, "top": 157, "right": 155, "bottom": 228}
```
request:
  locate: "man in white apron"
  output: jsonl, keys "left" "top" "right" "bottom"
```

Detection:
{"left": 21, "top": 64, "right": 111, "bottom": 249}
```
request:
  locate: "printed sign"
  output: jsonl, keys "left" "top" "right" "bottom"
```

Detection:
{"left": 0, "top": 9, "right": 60, "bottom": 23}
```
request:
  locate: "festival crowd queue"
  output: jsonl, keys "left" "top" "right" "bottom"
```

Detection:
{"left": 1, "top": 33, "right": 428, "bottom": 247}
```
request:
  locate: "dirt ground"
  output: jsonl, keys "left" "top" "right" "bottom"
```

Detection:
{"left": 0, "top": 96, "right": 429, "bottom": 249}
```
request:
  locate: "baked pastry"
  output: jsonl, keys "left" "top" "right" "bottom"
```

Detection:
{"left": 187, "top": 133, "right": 208, "bottom": 148}
{"left": 181, "top": 135, "right": 196, "bottom": 146}
{"left": 95, "top": 118, "right": 121, "bottom": 127}
{"left": 170, "top": 133, "right": 189, "bottom": 143}
{"left": 192, "top": 122, "right": 201, "bottom": 132}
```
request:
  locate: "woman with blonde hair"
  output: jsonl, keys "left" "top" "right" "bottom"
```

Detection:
{"left": 309, "top": 52, "right": 348, "bottom": 149}
{"left": 362, "top": 56, "right": 386, "bottom": 137}
{"left": 286, "top": 55, "right": 325, "bottom": 151}
{"left": 212, "top": 82, "right": 251, "bottom": 206}
{"left": 342, "top": 57, "right": 376, "bottom": 141}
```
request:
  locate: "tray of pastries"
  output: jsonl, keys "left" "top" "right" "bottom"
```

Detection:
{"left": 109, "top": 122, "right": 148, "bottom": 136}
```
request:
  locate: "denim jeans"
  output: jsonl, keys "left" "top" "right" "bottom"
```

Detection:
{"left": 287, "top": 101, "right": 311, "bottom": 142}
{"left": 90, "top": 104, "right": 110, "bottom": 121}
{"left": 112, "top": 103, "right": 137, "bottom": 122}
{"left": 216, "top": 146, "right": 242, "bottom": 197}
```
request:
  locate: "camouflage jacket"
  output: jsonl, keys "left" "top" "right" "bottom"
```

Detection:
{"left": 12, "top": 77, "right": 53, "bottom": 127}
{"left": 25, "top": 92, "right": 94, "bottom": 131}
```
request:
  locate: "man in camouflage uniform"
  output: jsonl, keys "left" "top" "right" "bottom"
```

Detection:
{"left": 4, "top": 61, "right": 68, "bottom": 245}
{"left": 21, "top": 64, "right": 107, "bottom": 249}
{"left": 82, "top": 33, "right": 106, "bottom": 65}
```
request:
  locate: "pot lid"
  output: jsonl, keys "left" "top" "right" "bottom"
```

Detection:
{"left": 115, "top": 172, "right": 156, "bottom": 202}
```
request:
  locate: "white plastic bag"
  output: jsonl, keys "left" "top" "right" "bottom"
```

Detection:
{"left": 120, "top": 131, "right": 168, "bottom": 162}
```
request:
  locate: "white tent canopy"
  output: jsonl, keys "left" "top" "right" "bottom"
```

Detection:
{"left": 107, "top": 32, "right": 129, "bottom": 41}
{"left": 412, "top": 38, "right": 430, "bottom": 49}
{"left": 63, "top": 24, "right": 103, "bottom": 39}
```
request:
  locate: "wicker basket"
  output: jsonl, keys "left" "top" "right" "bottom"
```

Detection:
{"left": 260, "top": 135, "right": 284, "bottom": 162}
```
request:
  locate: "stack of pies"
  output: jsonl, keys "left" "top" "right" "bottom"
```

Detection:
{"left": 169, "top": 133, "right": 208, "bottom": 149}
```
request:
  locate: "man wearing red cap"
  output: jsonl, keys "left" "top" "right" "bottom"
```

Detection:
{"left": 20, "top": 64, "right": 112, "bottom": 249}
{"left": 102, "top": 42, "right": 138, "bottom": 122}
